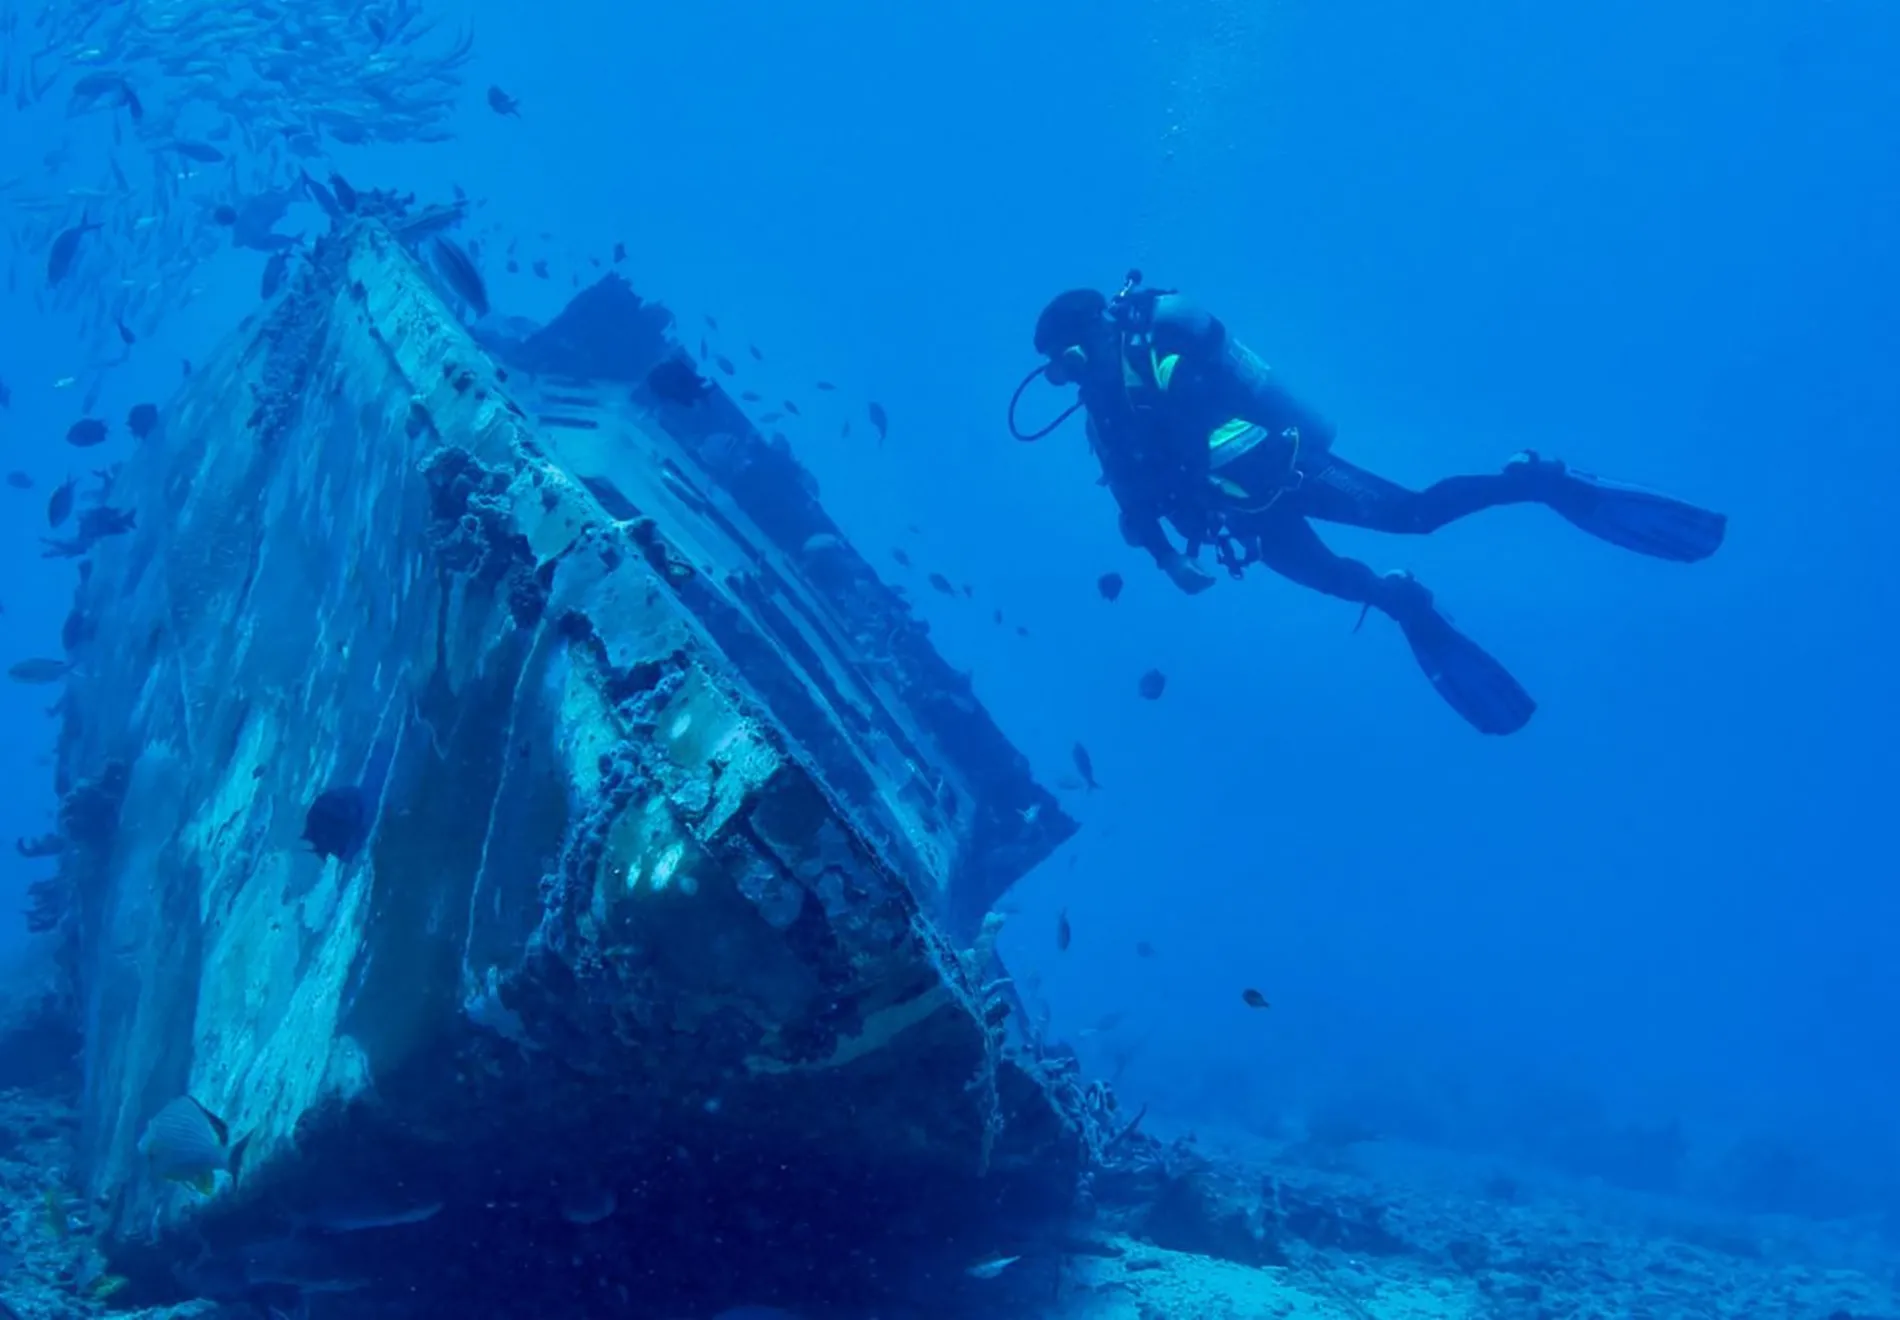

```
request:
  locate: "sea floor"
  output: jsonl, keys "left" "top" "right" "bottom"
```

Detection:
{"left": 1047, "top": 1125, "right": 1900, "bottom": 1320}
{"left": 3, "top": 1089, "right": 1895, "bottom": 1320}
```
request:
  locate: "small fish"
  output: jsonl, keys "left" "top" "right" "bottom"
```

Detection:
{"left": 704, "top": 314, "right": 720, "bottom": 331}
{"left": 65, "top": 418, "right": 108, "bottom": 447}
{"left": 1055, "top": 908, "right": 1071, "bottom": 952}
{"left": 47, "top": 213, "right": 101, "bottom": 287}
{"left": 713, "top": 355, "right": 736, "bottom": 376}
{"left": 1071, "top": 742, "right": 1100, "bottom": 791}
{"left": 47, "top": 477, "right": 76, "bottom": 527}
{"left": 261, "top": 248, "right": 290, "bottom": 299}
{"left": 76, "top": 506, "right": 135, "bottom": 540}
{"left": 1135, "top": 940, "right": 1157, "bottom": 958}
{"left": 748, "top": 344, "right": 763, "bottom": 361}
{"left": 740, "top": 390, "right": 763, "bottom": 402}
{"left": 171, "top": 139, "right": 225, "bottom": 163}
{"left": 431, "top": 238, "right": 490, "bottom": 318}
{"left": 486, "top": 85, "right": 521, "bottom": 117}
{"left": 926, "top": 572, "right": 956, "bottom": 596}
{"left": 966, "top": 1255, "right": 1021, "bottom": 1280}
{"left": 0, "top": 376, "right": 10, "bottom": 408}
{"left": 1097, "top": 571, "right": 1125, "bottom": 602}
{"left": 9, "top": 658, "right": 71, "bottom": 684}
{"left": 127, "top": 403, "right": 159, "bottom": 440}
{"left": 891, "top": 547, "right": 912, "bottom": 567}
{"left": 612, "top": 242, "right": 626, "bottom": 263}
{"left": 212, "top": 203, "right": 237, "bottom": 226}
{"left": 1241, "top": 988, "right": 1270, "bottom": 1010}
{"left": 645, "top": 358, "right": 712, "bottom": 407}
{"left": 782, "top": 400, "right": 800, "bottom": 416}
{"left": 531, "top": 258, "right": 549, "bottom": 280}
{"left": 138, "top": 1095, "right": 249, "bottom": 1194}
{"left": 992, "top": 608, "right": 1003, "bottom": 625}
{"left": 303, "top": 785, "right": 370, "bottom": 862}
{"left": 867, "top": 401, "right": 889, "bottom": 444}
{"left": 1137, "top": 669, "right": 1167, "bottom": 700}
{"left": 758, "top": 411, "right": 783, "bottom": 424}
{"left": 814, "top": 380, "right": 836, "bottom": 391}
{"left": 5, "top": 471, "right": 30, "bottom": 489}
{"left": 329, "top": 172, "right": 360, "bottom": 213}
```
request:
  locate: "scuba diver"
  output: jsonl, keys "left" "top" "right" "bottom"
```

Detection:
{"left": 1008, "top": 273, "right": 1728, "bottom": 735}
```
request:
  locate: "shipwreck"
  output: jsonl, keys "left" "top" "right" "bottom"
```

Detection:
{"left": 39, "top": 201, "right": 1099, "bottom": 1317}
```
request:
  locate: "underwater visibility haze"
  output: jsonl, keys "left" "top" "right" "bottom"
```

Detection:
{"left": 0, "top": 0, "right": 1896, "bottom": 1317}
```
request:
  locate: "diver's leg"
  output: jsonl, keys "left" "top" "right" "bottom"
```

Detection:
{"left": 1302, "top": 453, "right": 1727, "bottom": 561}
{"left": 1295, "top": 455, "right": 1538, "bottom": 534}
{"left": 1246, "top": 507, "right": 1392, "bottom": 605}
{"left": 1249, "top": 513, "right": 1537, "bottom": 735}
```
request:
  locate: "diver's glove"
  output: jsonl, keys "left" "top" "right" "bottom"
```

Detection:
{"left": 1161, "top": 555, "right": 1217, "bottom": 596}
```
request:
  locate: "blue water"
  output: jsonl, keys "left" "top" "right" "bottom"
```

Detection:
{"left": 3, "top": 0, "right": 1897, "bottom": 1302}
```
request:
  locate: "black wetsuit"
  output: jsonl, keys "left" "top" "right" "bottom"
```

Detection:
{"left": 1083, "top": 295, "right": 1540, "bottom": 608}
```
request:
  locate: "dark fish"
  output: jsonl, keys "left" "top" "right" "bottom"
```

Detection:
{"left": 15, "top": 834, "right": 64, "bottom": 859}
{"left": 704, "top": 314, "right": 719, "bottom": 331}
{"left": 430, "top": 238, "right": 490, "bottom": 318}
{"left": 0, "top": 376, "right": 10, "bottom": 407}
{"left": 303, "top": 786, "right": 371, "bottom": 862}
{"left": 120, "top": 84, "right": 143, "bottom": 120}
{"left": 815, "top": 380, "right": 836, "bottom": 391}
{"left": 748, "top": 344, "right": 763, "bottom": 361}
{"left": 531, "top": 259, "right": 549, "bottom": 280}
{"left": 299, "top": 169, "right": 341, "bottom": 220}
{"left": 1071, "top": 742, "right": 1100, "bottom": 791}
{"left": 891, "top": 547, "right": 911, "bottom": 567}
{"left": 926, "top": 572, "right": 956, "bottom": 596}
{"left": 116, "top": 316, "right": 135, "bottom": 345}
{"left": 212, "top": 204, "right": 237, "bottom": 225}
{"left": 841, "top": 421, "right": 851, "bottom": 438}
{"left": 612, "top": 242, "right": 626, "bottom": 263}
{"left": 992, "top": 609, "right": 1003, "bottom": 625}
{"left": 1241, "top": 988, "right": 1270, "bottom": 1010}
{"left": 1137, "top": 669, "right": 1167, "bottom": 700}
{"left": 1097, "top": 571, "right": 1125, "bottom": 602}
{"left": 7, "top": 658, "right": 70, "bottom": 684}
{"left": 783, "top": 400, "right": 800, "bottom": 416}
{"left": 47, "top": 477, "right": 75, "bottom": 527}
{"left": 46, "top": 214, "right": 100, "bottom": 287}
{"left": 506, "top": 259, "right": 519, "bottom": 274}
{"left": 867, "top": 401, "right": 889, "bottom": 444}
{"left": 1015, "top": 625, "right": 1029, "bottom": 637}
{"left": 127, "top": 403, "right": 159, "bottom": 440}
{"left": 76, "top": 506, "right": 134, "bottom": 539}
{"left": 757, "top": 411, "right": 783, "bottom": 424}
{"left": 171, "top": 139, "right": 225, "bottom": 163}
{"left": 713, "top": 355, "right": 735, "bottom": 376}
{"left": 329, "top": 172, "right": 359, "bottom": 213}
{"left": 65, "top": 418, "right": 108, "bottom": 448}
{"left": 486, "top": 85, "right": 521, "bottom": 116}
{"left": 740, "top": 390, "right": 762, "bottom": 402}
{"left": 5, "top": 471, "right": 29, "bottom": 489}
{"left": 1135, "top": 940, "right": 1157, "bottom": 958}
{"left": 1056, "top": 908, "right": 1071, "bottom": 952}
{"left": 645, "top": 358, "right": 713, "bottom": 407}
{"left": 698, "top": 338, "right": 709, "bottom": 361}
{"left": 261, "top": 248, "right": 290, "bottom": 299}
{"left": 138, "top": 1096, "right": 248, "bottom": 1193}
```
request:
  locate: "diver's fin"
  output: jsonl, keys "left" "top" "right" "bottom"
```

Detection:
{"left": 1517, "top": 455, "right": 1727, "bottom": 563}
{"left": 1383, "top": 576, "right": 1536, "bottom": 735}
